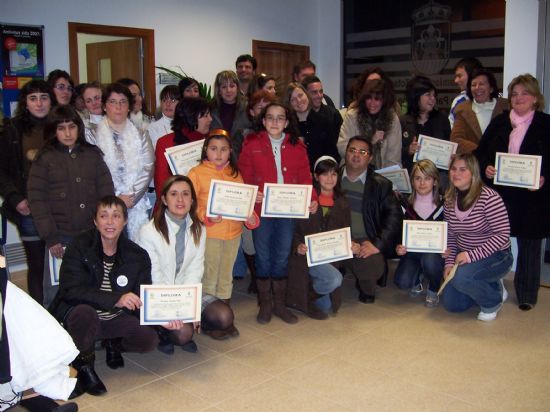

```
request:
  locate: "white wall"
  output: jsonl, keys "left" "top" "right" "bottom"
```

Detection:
{"left": 503, "top": 0, "right": 539, "bottom": 96}
{"left": 2, "top": 0, "right": 342, "bottom": 106}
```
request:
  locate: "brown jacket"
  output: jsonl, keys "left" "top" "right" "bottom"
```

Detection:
{"left": 286, "top": 195, "right": 351, "bottom": 313}
{"left": 451, "top": 97, "right": 508, "bottom": 154}
{"left": 27, "top": 143, "right": 114, "bottom": 247}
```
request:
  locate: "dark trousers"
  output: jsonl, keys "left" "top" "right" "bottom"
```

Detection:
{"left": 342, "top": 253, "right": 386, "bottom": 295}
{"left": 515, "top": 238, "right": 543, "bottom": 305}
{"left": 65, "top": 304, "right": 158, "bottom": 353}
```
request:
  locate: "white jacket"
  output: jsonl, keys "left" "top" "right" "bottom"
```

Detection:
{"left": 137, "top": 214, "right": 206, "bottom": 286}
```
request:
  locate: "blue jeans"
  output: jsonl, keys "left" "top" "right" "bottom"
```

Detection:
{"left": 18, "top": 215, "right": 40, "bottom": 241}
{"left": 232, "top": 238, "right": 248, "bottom": 278}
{"left": 442, "top": 249, "right": 513, "bottom": 313}
{"left": 310, "top": 263, "right": 343, "bottom": 312}
{"left": 252, "top": 217, "right": 294, "bottom": 279}
{"left": 394, "top": 252, "right": 444, "bottom": 292}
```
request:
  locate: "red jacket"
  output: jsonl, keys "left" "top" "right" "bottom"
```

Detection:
{"left": 238, "top": 131, "right": 315, "bottom": 214}
{"left": 154, "top": 128, "right": 205, "bottom": 197}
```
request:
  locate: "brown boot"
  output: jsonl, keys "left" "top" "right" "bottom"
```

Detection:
{"left": 244, "top": 253, "right": 258, "bottom": 294}
{"left": 307, "top": 287, "right": 328, "bottom": 320}
{"left": 330, "top": 286, "right": 342, "bottom": 314}
{"left": 256, "top": 278, "right": 272, "bottom": 324}
{"left": 272, "top": 279, "right": 298, "bottom": 324}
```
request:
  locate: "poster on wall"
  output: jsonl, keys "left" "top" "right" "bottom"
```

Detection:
{"left": 0, "top": 23, "right": 45, "bottom": 118}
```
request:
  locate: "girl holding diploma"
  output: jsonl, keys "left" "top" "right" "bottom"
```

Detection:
{"left": 441, "top": 153, "right": 512, "bottom": 321}
{"left": 239, "top": 103, "right": 318, "bottom": 325}
{"left": 137, "top": 175, "right": 235, "bottom": 353}
{"left": 287, "top": 156, "right": 359, "bottom": 319}
{"left": 187, "top": 129, "right": 258, "bottom": 339}
{"left": 476, "top": 74, "right": 550, "bottom": 311}
{"left": 394, "top": 159, "right": 444, "bottom": 308}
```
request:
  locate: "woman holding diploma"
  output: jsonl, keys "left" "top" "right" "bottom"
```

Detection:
{"left": 239, "top": 102, "right": 317, "bottom": 324}
{"left": 154, "top": 97, "right": 212, "bottom": 196}
{"left": 49, "top": 196, "right": 159, "bottom": 398}
{"left": 476, "top": 74, "right": 550, "bottom": 311}
{"left": 441, "top": 153, "right": 512, "bottom": 321}
{"left": 188, "top": 129, "right": 258, "bottom": 339}
{"left": 394, "top": 159, "right": 444, "bottom": 307}
{"left": 288, "top": 156, "right": 358, "bottom": 319}
{"left": 137, "top": 175, "right": 235, "bottom": 352}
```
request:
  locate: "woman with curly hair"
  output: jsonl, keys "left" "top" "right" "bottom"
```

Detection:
{"left": 337, "top": 78, "right": 402, "bottom": 169}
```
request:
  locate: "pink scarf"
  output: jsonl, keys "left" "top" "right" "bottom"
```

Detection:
{"left": 509, "top": 110, "right": 535, "bottom": 154}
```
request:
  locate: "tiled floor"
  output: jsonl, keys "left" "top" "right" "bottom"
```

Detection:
{"left": 9, "top": 268, "right": 550, "bottom": 412}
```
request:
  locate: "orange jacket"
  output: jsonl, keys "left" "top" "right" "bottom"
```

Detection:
{"left": 188, "top": 161, "right": 257, "bottom": 240}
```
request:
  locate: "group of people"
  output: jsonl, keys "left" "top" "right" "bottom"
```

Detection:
{"left": 0, "top": 53, "right": 548, "bottom": 403}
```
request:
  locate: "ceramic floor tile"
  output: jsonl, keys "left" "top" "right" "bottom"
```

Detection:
{"left": 223, "top": 334, "right": 329, "bottom": 375}
{"left": 194, "top": 322, "right": 272, "bottom": 354}
{"left": 124, "top": 343, "right": 221, "bottom": 377}
{"left": 164, "top": 354, "right": 272, "bottom": 404}
{"left": 216, "top": 378, "right": 352, "bottom": 412}
{"left": 87, "top": 379, "right": 211, "bottom": 412}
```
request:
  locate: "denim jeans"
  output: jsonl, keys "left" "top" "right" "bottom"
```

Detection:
{"left": 442, "top": 249, "right": 513, "bottom": 313}
{"left": 252, "top": 217, "right": 294, "bottom": 279}
{"left": 309, "top": 263, "right": 343, "bottom": 295}
{"left": 18, "top": 215, "right": 40, "bottom": 241}
{"left": 310, "top": 263, "right": 343, "bottom": 312}
{"left": 232, "top": 238, "right": 248, "bottom": 278}
{"left": 394, "top": 252, "right": 444, "bottom": 292}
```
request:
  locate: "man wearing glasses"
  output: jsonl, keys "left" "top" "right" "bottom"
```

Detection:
{"left": 340, "top": 136, "right": 402, "bottom": 303}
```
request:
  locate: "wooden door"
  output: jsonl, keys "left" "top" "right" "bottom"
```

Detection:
{"left": 252, "top": 40, "right": 310, "bottom": 92}
{"left": 86, "top": 38, "right": 141, "bottom": 84}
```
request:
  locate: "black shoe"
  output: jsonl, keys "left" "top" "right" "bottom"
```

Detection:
{"left": 78, "top": 364, "right": 107, "bottom": 396}
{"left": 181, "top": 340, "right": 198, "bottom": 353}
{"left": 519, "top": 303, "right": 534, "bottom": 311}
{"left": 68, "top": 380, "right": 84, "bottom": 400}
{"left": 158, "top": 341, "right": 175, "bottom": 355}
{"left": 358, "top": 292, "right": 375, "bottom": 304}
{"left": 105, "top": 339, "right": 124, "bottom": 369}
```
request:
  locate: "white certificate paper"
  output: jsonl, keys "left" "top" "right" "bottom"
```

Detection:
{"left": 494, "top": 152, "right": 542, "bottom": 190}
{"left": 377, "top": 168, "right": 412, "bottom": 193}
{"left": 305, "top": 227, "right": 353, "bottom": 267}
{"left": 49, "top": 250, "right": 64, "bottom": 286}
{"left": 413, "top": 135, "right": 457, "bottom": 170}
{"left": 261, "top": 183, "right": 313, "bottom": 219}
{"left": 140, "top": 284, "right": 202, "bottom": 325}
{"left": 164, "top": 139, "right": 204, "bottom": 176}
{"left": 402, "top": 220, "right": 447, "bottom": 254}
{"left": 206, "top": 180, "right": 258, "bottom": 221}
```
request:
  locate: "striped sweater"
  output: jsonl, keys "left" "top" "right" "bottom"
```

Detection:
{"left": 444, "top": 186, "right": 510, "bottom": 266}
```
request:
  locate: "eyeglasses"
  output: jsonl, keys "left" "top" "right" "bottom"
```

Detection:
{"left": 54, "top": 84, "right": 74, "bottom": 92}
{"left": 106, "top": 99, "right": 129, "bottom": 106}
{"left": 265, "top": 115, "right": 286, "bottom": 123}
{"left": 347, "top": 147, "right": 370, "bottom": 156}
{"left": 162, "top": 98, "right": 179, "bottom": 103}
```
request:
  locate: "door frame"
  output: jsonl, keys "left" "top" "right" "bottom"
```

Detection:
{"left": 68, "top": 22, "right": 156, "bottom": 111}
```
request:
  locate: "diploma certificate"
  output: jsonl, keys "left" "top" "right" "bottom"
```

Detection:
{"left": 305, "top": 227, "right": 353, "bottom": 267}
{"left": 377, "top": 168, "right": 412, "bottom": 193}
{"left": 49, "top": 250, "right": 64, "bottom": 286}
{"left": 261, "top": 183, "right": 313, "bottom": 219}
{"left": 402, "top": 220, "right": 447, "bottom": 254}
{"left": 164, "top": 139, "right": 204, "bottom": 176}
{"left": 140, "top": 284, "right": 202, "bottom": 325}
{"left": 413, "top": 135, "right": 457, "bottom": 170}
{"left": 206, "top": 180, "right": 258, "bottom": 221}
{"left": 494, "top": 152, "right": 542, "bottom": 190}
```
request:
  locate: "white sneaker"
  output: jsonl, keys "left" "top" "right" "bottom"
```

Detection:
{"left": 409, "top": 283, "right": 424, "bottom": 297}
{"left": 501, "top": 279, "right": 508, "bottom": 303}
{"left": 477, "top": 305, "right": 502, "bottom": 322}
